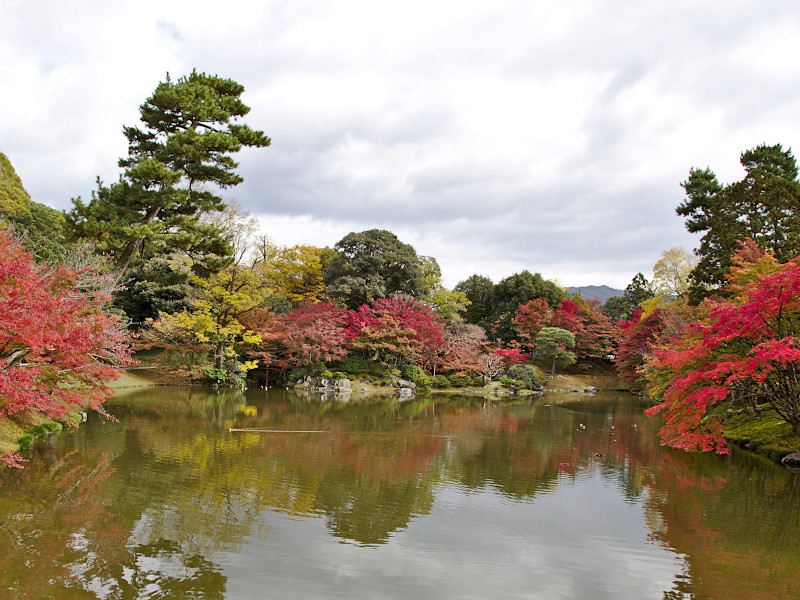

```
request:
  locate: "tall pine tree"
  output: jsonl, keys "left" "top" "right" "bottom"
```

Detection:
{"left": 68, "top": 71, "right": 271, "bottom": 280}
{"left": 677, "top": 144, "right": 800, "bottom": 302}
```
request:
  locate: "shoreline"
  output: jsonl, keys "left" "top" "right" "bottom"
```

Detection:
{"left": 3, "top": 370, "right": 797, "bottom": 469}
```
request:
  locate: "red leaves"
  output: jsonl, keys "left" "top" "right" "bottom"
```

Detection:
{"left": 516, "top": 295, "right": 621, "bottom": 359}
{"left": 0, "top": 231, "right": 132, "bottom": 466}
{"left": 645, "top": 250, "right": 800, "bottom": 452}
{"left": 492, "top": 348, "right": 530, "bottom": 366}
{"left": 272, "top": 302, "right": 350, "bottom": 369}
{"left": 347, "top": 296, "right": 444, "bottom": 367}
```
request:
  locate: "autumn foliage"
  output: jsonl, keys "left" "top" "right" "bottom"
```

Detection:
{"left": 645, "top": 243, "right": 800, "bottom": 452}
{"left": 0, "top": 231, "right": 131, "bottom": 466}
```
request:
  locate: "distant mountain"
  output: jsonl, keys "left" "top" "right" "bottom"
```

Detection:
{"left": 567, "top": 285, "right": 624, "bottom": 304}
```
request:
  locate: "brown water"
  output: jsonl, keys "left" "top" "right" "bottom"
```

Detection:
{"left": 1, "top": 388, "right": 798, "bottom": 599}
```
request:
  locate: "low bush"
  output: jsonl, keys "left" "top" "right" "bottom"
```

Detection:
{"left": 431, "top": 375, "right": 451, "bottom": 389}
{"left": 401, "top": 365, "right": 431, "bottom": 387}
{"left": 16, "top": 434, "right": 34, "bottom": 450}
{"left": 340, "top": 356, "right": 369, "bottom": 374}
{"left": 368, "top": 362, "right": 388, "bottom": 377}
{"left": 447, "top": 374, "right": 471, "bottom": 387}
{"left": 500, "top": 376, "right": 526, "bottom": 390}
{"left": 288, "top": 367, "right": 309, "bottom": 384}
{"left": 506, "top": 364, "right": 542, "bottom": 390}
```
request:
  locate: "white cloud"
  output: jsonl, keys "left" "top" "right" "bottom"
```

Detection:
{"left": 3, "top": 0, "right": 800, "bottom": 289}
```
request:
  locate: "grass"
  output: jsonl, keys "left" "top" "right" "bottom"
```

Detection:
{"left": 542, "top": 373, "right": 620, "bottom": 391}
{"left": 0, "top": 410, "right": 79, "bottom": 461}
{"left": 721, "top": 406, "right": 800, "bottom": 458}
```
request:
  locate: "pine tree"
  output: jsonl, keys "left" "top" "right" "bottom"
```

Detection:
{"left": 68, "top": 71, "right": 271, "bottom": 280}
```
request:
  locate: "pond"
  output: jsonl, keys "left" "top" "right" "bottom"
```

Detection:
{"left": 1, "top": 387, "right": 798, "bottom": 599}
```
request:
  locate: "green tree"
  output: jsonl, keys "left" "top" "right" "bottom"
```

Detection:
{"left": 454, "top": 274, "right": 494, "bottom": 324}
{"left": 112, "top": 253, "right": 194, "bottom": 325}
{"left": 418, "top": 256, "right": 469, "bottom": 321}
{"left": 68, "top": 71, "right": 271, "bottom": 280}
{"left": 535, "top": 327, "right": 576, "bottom": 377}
{"left": 489, "top": 271, "right": 565, "bottom": 340}
{"left": 324, "top": 229, "right": 427, "bottom": 309}
{"left": 0, "top": 153, "right": 68, "bottom": 261}
{"left": 677, "top": 143, "right": 800, "bottom": 302}
{"left": 624, "top": 272, "right": 654, "bottom": 308}
{"left": 601, "top": 296, "right": 632, "bottom": 322}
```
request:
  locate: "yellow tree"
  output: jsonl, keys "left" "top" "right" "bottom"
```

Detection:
{"left": 144, "top": 202, "right": 265, "bottom": 383}
{"left": 261, "top": 244, "right": 326, "bottom": 304}
{"left": 641, "top": 247, "right": 698, "bottom": 317}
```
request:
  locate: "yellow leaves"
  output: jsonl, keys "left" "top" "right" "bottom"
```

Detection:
{"left": 652, "top": 246, "right": 698, "bottom": 297}
{"left": 260, "top": 244, "right": 326, "bottom": 303}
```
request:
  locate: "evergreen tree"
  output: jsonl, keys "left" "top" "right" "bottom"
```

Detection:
{"left": 677, "top": 144, "right": 800, "bottom": 302}
{"left": 68, "top": 71, "right": 271, "bottom": 280}
{"left": 324, "top": 229, "right": 427, "bottom": 309}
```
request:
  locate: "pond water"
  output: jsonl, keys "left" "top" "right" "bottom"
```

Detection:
{"left": 1, "top": 387, "right": 799, "bottom": 599}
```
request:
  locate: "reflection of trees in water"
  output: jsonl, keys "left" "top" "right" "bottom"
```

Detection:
{"left": 572, "top": 394, "right": 800, "bottom": 600}
{"left": 315, "top": 472, "right": 437, "bottom": 546}
{"left": 0, "top": 443, "right": 227, "bottom": 600}
{"left": 4, "top": 389, "right": 800, "bottom": 598}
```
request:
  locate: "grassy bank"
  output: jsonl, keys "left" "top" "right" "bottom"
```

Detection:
{"left": 0, "top": 410, "right": 82, "bottom": 462}
{"left": 721, "top": 406, "right": 800, "bottom": 459}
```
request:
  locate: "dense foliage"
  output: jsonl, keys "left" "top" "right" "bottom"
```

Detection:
{"left": 0, "top": 231, "right": 131, "bottom": 466}
{"left": 677, "top": 144, "right": 800, "bottom": 302}
{"left": 645, "top": 244, "right": 800, "bottom": 452}
{"left": 68, "top": 71, "right": 271, "bottom": 280}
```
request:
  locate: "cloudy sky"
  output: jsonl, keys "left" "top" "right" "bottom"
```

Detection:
{"left": 3, "top": 0, "right": 799, "bottom": 288}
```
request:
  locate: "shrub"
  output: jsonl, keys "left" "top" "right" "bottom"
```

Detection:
{"left": 507, "top": 364, "right": 542, "bottom": 390}
{"left": 472, "top": 376, "right": 485, "bottom": 387}
{"left": 431, "top": 375, "right": 451, "bottom": 389}
{"left": 288, "top": 367, "right": 309, "bottom": 384}
{"left": 341, "top": 356, "right": 369, "bottom": 374}
{"left": 368, "top": 362, "right": 387, "bottom": 377}
{"left": 331, "top": 371, "right": 347, "bottom": 380}
{"left": 500, "top": 376, "right": 526, "bottom": 390}
{"left": 16, "top": 434, "right": 34, "bottom": 450}
{"left": 203, "top": 368, "right": 228, "bottom": 384}
{"left": 448, "top": 374, "right": 471, "bottom": 388}
{"left": 401, "top": 365, "right": 431, "bottom": 387}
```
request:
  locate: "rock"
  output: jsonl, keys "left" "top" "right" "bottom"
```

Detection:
{"left": 584, "top": 386, "right": 598, "bottom": 394}
{"left": 396, "top": 379, "right": 416, "bottom": 389}
{"left": 338, "top": 378, "right": 351, "bottom": 389}
{"left": 781, "top": 452, "right": 800, "bottom": 466}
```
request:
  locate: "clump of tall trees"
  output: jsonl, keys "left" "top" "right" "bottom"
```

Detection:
{"left": 614, "top": 144, "right": 800, "bottom": 453}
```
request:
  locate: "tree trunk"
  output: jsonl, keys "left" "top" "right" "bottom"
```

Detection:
{"left": 216, "top": 342, "right": 225, "bottom": 370}
{"left": 551, "top": 355, "right": 556, "bottom": 377}
{"left": 111, "top": 205, "right": 162, "bottom": 283}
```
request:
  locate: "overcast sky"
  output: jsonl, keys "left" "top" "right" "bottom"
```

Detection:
{"left": 3, "top": 0, "right": 799, "bottom": 288}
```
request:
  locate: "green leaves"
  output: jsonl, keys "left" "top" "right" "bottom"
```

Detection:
{"left": 68, "top": 70, "right": 270, "bottom": 279}
{"left": 677, "top": 144, "right": 800, "bottom": 302}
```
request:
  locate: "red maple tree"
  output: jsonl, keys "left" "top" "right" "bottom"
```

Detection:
{"left": 646, "top": 245, "right": 800, "bottom": 452}
{"left": 0, "top": 231, "right": 132, "bottom": 466}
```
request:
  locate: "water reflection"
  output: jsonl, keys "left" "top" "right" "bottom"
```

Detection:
{"left": 0, "top": 388, "right": 798, "bottom": 599}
